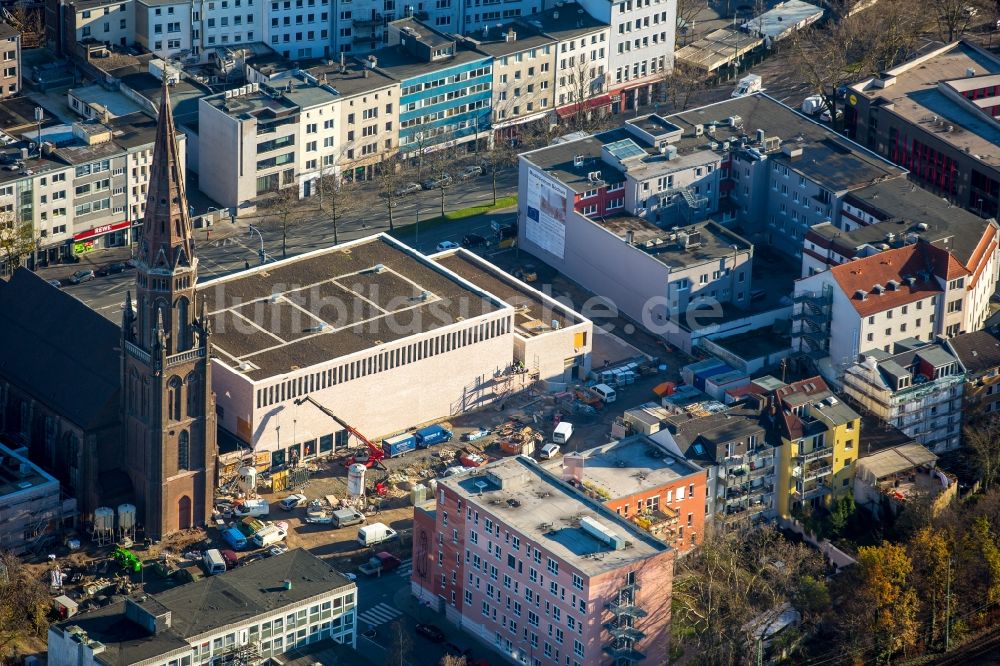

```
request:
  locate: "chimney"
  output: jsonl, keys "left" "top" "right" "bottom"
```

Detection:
{"left": 364, "top": 68, "right": 369, "bottom": 78}
{"left": 625, "top": 230, "right": 634, "bottom": 244}
{"left": 340, "top": 51, "right": 346, "bottom": 73}
{"left": 506, "top": 27, "right": 516, "bottom": 42}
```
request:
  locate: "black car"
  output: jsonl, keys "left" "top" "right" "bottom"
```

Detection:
{"left": 415, "top": 623, "right": 446, "bottom": 642}
{"left": 462, "top": 233, "right": 488, "bottom": 248}
{"left": 108, "top": 262, "right": 129, "bottom": 273}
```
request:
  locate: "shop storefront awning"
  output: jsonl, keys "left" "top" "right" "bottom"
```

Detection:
{"left": 555, "top": 94, "right": 614, "bottom": 119}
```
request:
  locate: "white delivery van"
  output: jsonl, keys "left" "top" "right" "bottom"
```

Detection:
{"left": 801, "top": 95, "right": 824, "bottom": 116}
{"left": 732, "top": 74, "right": 762, "bottom": 98}
{"left": 358, "top": 522, "right": 398, "bottom": 547}
{"left": 203, "top": 548, "right": 227, "bottom": 575}
{"left": 233, "top": 499, "right": 269, "bottom": 518}
{"left": 252, "top": 525, "right": 287, "bottom": 548}
{"left": 553, "top": 421, "right": 574, "bottom": 445}
{"left": 593, "top": 383, "right": 617, "bottom": 403}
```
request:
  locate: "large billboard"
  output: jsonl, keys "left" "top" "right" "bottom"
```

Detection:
{"left": 525, "top": 170, "right": 567, "bottom": 259}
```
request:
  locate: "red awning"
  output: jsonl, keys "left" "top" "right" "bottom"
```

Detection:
{"left": 73, "top": 219, "right": 131, "bottom": 241}
{"left": 556, "top": 94, "right": 614, "bottom": 118}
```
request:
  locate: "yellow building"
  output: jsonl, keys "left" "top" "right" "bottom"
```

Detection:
{"left": 767, "top": 376, "right": 861, "bottom": 518}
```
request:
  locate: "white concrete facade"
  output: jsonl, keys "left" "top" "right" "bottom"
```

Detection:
{"left": 135, "top": 0, "right": 193, "bottom": 59}
{"left": 264, "top": 0, "right": 331, "bottom": 58}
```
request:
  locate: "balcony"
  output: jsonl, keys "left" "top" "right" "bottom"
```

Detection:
{"left": 793, "top": 483, "right": 831, "bottom": 502}
{"left": 800, "top": 445, "right": 833, "bottom": 463}
{"left": 799, "top": 464, "right": 833, "bottom": 482}
{"left": 604, "top": 624, "right": 646, "bottom": 642}
{"left": 605, "top": 600, "right": 648, "bottom": 618}
{"left": 749, "top": 464, "right": 774, "bottom": 479}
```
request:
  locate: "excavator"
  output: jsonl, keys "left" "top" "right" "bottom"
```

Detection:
{"left": 293, "top": 396, "right": 387, "bottom": 470}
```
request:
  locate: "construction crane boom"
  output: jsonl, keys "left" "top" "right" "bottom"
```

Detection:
{"left": 293, "top": 396, "right": 385, "bottom": 468}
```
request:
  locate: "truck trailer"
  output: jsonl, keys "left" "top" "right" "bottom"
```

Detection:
{"left": 382, "top": 433, "right": 416, "bottom": 458}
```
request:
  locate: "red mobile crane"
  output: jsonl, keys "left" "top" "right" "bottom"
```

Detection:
{"left": 293, "top": 396, "right": 387, "bottom": 470}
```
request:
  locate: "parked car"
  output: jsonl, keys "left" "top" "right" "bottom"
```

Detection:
{"left": 47, "top": 279, "right": 62, "bottom": 288}
{"left": 69, "top": 269, "right": 95, "bottom": 284}
{"left": 97, "top": 262, "right": 129, "bottom": 276}
{"left": 265, "top": 544, "right": 288, "bottom": 557}
{"left": 279, "top": 493, "right": 307, "bottom": 511}
{"left": 436, "top": 241, "right": 461, "bottom": 252}
{"left": 820, "top": 106, "right": 843, "bottom": 123}
{"left": 462, "top": 233, "right": 488, "bottom": 248}
{"left": 392, "top": 182, "right": 422, "bottom": 196}
{"left": 459, "top": 165, "right": 483, "bottom": 180}
{"left": 539, "top": 442, "right": 561, "bottom": 459}
{"left": 415, "top": 623, "right": 446, "bottom": 642}
{"left": 422, "top": 174, "right": 453, "bottom": 190}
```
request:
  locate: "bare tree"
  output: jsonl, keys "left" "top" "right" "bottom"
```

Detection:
{"left": 374, "top": 153, "right": 411, "bottom": 231}
{"left": 387, "top": 621, "right": 412, "bottom": 666}
{"left": 0, "top": 550, "right": 50, "bottom": 659}
{"left": 314, "top": 165, "right": 372, "bottom": 244}
{"left": 440, "top": 656, "right": 467, "bottom": 666}
{"left": 928, "top": 0, "right": 990, "bottom": 42}
{"left": 658, "top": 61, "right": 708, "bottom": 113}
{"left": 567, "top": 53, "right": 607, "bottom": 132}
{"left": 676, "top": 0, "right": 708, "bottom": 45}
{"left": 481, "top": 137, "right": 516, "bottom": 206}
{"left": 263, "top": 187, "right": 299, "bottom": 259}
{"left": 422, "top": 146, "right": 456, "bottom": 219}
{"left": 964, "top": 417, "right": 1000, "bottom": 491}
{"left": 0, "top": 210, "right": 34, "bottom": 277}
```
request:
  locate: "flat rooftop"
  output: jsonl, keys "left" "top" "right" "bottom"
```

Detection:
{"left": 53, "top": 549, "right": 354, "bottom": 665}
{"left": 372, "top": 44, "right": 487, "bottom": 82}
{"left": 442, "top": 457, "right": 668, "bottom": 576}
{"left": 467, "top": 23, "right": 555, "bottom": 58}
{"left": 0, "top": 441, "right": 58, "bottom": 499}
{"left": 432, "top": 249, "right": 582, "bottom": 336}
{"left": 549, "top": 435, "right": 702, "bottom": 501}
{"left": 200, "top": 235, "right": 507, "bottom": 381}
{"left": 593, "top": 217, "right": 753, "bottom": 269}
{"left": 675, "top": 27, "right": 763, "bottom": 73}
{"left": 850, "top": 41, "right": 1000, "bottom": 168}
{"left": 203, "top": 78, "right": 336, "bottom": 119}
{"left": 302, "top": 59, "right": 398, "bottom": 98}
{"left": 522, "top": 3, "right": 608, "bottom": 42}
{"left": 69, "top": 84, "right": 147, "bottom": 118}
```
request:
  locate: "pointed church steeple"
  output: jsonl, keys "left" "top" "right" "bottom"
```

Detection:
{"left": 138, "top": 78, "right": 195, "bottom": 271}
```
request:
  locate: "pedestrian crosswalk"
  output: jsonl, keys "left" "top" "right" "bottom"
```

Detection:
{"left": 396, "top": 558, "right": 413, "bottom": 578}
{"left": 357, "top": 602, "right": 403, "bottom": 628}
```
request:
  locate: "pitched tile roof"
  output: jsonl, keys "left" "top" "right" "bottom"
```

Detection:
{"left": 947, "top": 330, "right": 1000, "bottom": 374}
{"left": 829, "top": 244, "right": 942, "bottom": 317}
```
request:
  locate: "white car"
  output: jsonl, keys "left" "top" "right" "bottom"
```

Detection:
{"left": 539, "top": 443, "right": 561, "bottom": 459}
{"left": 820, "top": 107, "right": 843, "bottom": 123}
{"left": 279, "top": 493, "right": 307, "bottom": 510}
{"left": 443, "top": 465, "right": 471, "bottom": 477}
{"left": 436, "top": 241, "right": 461, "bottom": 252}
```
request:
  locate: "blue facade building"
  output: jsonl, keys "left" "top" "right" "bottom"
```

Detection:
{"left": 375, "top": 18, "right": 493, "bottom": 153}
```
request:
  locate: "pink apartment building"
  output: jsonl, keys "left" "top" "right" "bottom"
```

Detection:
{"left": 412, "top": 456, "right": 674, "bottom": 666}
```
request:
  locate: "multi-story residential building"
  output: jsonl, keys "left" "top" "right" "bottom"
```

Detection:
{"left": 459, "top": 0, "right": 538, "bottom": 34}
{"left": 0, "top": 269, "right": 122, "bottom": 522}
{"left": 576, "top": 0, "right": 675, "bottom": 112}
{"left": 0, "top": 113, "right": 184, "bottom": 262}
{"left": 462, "top": 23, "right": 556, "bottom": 135}
{"left": 793, "top": 239, "right": 993, "bottom": 381}
{"left": 803, "top": 178, "right": 1000, "bottom": 288}
{"left": 330, "top": 1, "right": 401, "bottom": 56}
{"left": 198, "top": 77, "right": 341, "bottom": 207}
{"left": 196, "top": 0, "right": 263, "bottom": 56}
{"left": 135, "top": 0, "right": 193, "bottom": 59}
{"left": 653, "top": 397, "right": 780, "bottom": 526}
{"left": 48, "top": 549, "right": 358, "bottom": 665}
{"left": 842, "top": 339, "right": 965, "bottom": 452}
{"left": 845, "top": 41, "right": 1000, "bottom": 218}
{"left": 412, "top": 456, "right": 674, "bottom": 666}
{"left": 764, "top": 376, "right": 860, "bottom": 517}
{"left": 301, "top": 57, "right": 400, "bottom": 180}
{"left": 205, "top": 236, "right": 590, "bottom": 467}
{"left": 0, "top": 23, "right": 21, "bottom": 99}
{"left": 377, "top": 18, "right": 493, "bottom": 154}
{"left": 946, "top": 330, "right": 1000, "bottom": 418}
{"left": 526, "top": 5, "right": 611, "bottom": 119}
{"left": 49, "top": 0, "right": 135, "bottom": 58}
{"left": 549, "top": 434, "right": 707, "bottom": 552}
{"left": 265, "top": 0, "right": 330, "bottom": 58}
{"left": 0, "top": 438, "right": 68, "bottom": 555}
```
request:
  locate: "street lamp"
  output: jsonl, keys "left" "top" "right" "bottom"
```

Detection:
{"left": 247, "top": 224, "right": 271, "bottom": 264}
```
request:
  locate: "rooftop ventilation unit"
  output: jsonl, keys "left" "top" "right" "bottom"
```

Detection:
{"left": 580, "top": 516, "right": 625, "bottom": 550}
{"left": 573, "top": 154, "right": 585, "bottom": 167}
{"left": 588, "top": 170, "right": 602, "bottom": 182}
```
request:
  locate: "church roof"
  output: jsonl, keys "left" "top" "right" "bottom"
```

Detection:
{"left": 0, "top": 268, "right": 121, "bottom": 431}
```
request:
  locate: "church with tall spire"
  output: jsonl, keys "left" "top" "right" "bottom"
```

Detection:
{"left": 121, "top": 78, "right": 217, "bottom": 537}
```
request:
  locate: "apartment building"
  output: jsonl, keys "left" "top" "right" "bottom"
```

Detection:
{"left": 945, "top": 330, "right": 1000, "bottom": 418}
{"left": 0, "top": 439, "right": 67, "bottom": 555}
{"left": 842, "top": 339, "right": 965, "bottom": 452}
{"left": 205, "top": 235, "right": 590, "bottom": 467}
{"left": 302, "top": 57, "right": 400, "bottom": 180}
{"left": 199, "top": 78, "right": 341, "bottom": 208}
{"left": 378, "top": 18, "right": 493, "bottom": 154}
{"left": 412, "top": 456, "right": 674, "bottom": 666}
{"left": 264, "top": 0, "right": 330, "bottom": 58}
{"left": 845, "top": 41, "right": 1000, "bottom": 218}
{"left": 653, "top": 397, "right": 780, "bottom": 526}
{"left": 793, "top": 240, "right": 990, "bottom": 382}
{"left": 525, "top": 5, "right": 611, "bottom": 118}
{"left": 49, "top": 549, "right": 358, "bottom": 665}
{"left": 60, "top": 0, "right": 135, "bottom": 56}
{"left": 462, "top": 24, "right": 556, "bottom": 134}
{"left": 547, "top": 434, "right": 708, "bottom": 553}
{"left": 135, "top": 0, "right": 193, "bottom": 58}
{"left": 0, "top": 23, "right": 21, "bottom": 99}
{"left": 576, "top": 0, "right": 675, "bottom": 111}
{"left": 765, "top": 376, "right": 860, "bottom": 517}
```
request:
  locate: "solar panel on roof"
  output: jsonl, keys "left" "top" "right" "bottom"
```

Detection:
{"left": 605, "top": 138, "right": 646, "bottom": 160}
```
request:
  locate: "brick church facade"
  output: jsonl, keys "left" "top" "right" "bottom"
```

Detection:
{"left": 121, "top": 79, "right": 217, "bottom": 537}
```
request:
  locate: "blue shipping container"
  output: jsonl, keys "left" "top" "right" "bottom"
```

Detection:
{"left": 223, "top": 527, "right": 248, "bottom": 550}
{"left": 416, "top": 424, "right": 453, "bottom": 448}
{"left": 382, "top": 433, "right": 417, "bottom": 457}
